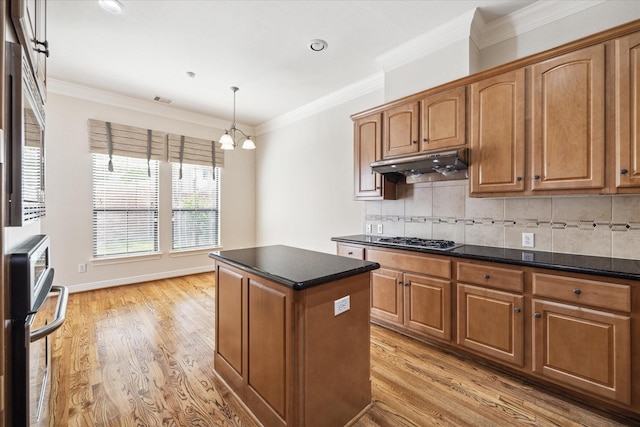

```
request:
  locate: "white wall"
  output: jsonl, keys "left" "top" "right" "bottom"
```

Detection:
{"left": 255, "top": 90, "right": 383, "bottom": 254}
{"left": 42, "top": 92, "right": 256, "bottom": 291}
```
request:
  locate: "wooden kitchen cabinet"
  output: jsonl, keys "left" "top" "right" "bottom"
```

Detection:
{"left": 531, "top": 272, "right": 632, "bottom": 405}
{"left": 615, "top": 31, "right": 640, "bottom": 190}
{"left": 382, "top": 100, "right": 420, "bottom": 158}
{"left": 420, "top": 87, "right": 466, "bottom": 152}
{"left": 469, "top": 69, "right": 526, "bottom": 195}
{"left": 215, "top": 259, "right": 372, "bottom": 426}
{"left": 337, "top": 243, "right": 365, "bottom": 260}
{"left": 367, "top": 248, "right": 452, "bottom": 341}
{"left": 353, "top": 113, "right": 396, "bottom": 200}
{"left": 530, "top": 44, "right": 606, "bottom": 191}
{"left": 11, "top": 0, "right": 48, "bottom": 98}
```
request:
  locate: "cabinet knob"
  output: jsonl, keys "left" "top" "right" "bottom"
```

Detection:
{"left": 412, "top": 140, "right": 417, "bottom": 144}
{"left": 621, "top": 168, "right": 629, "bottom": 175}
{"left": 398, "top": 280, "right": 403, "bottom": 285}
{"left": 514, "top": 307, "right": 521, "bottom": 314}
{"left": 423, "top": 138, "right": 429, "bottom": 142}
{"left": 573, "top": 288, "right": 581, "bottom": 295}
{"left": 534, "top": 312, "right": 541, "bottom": 319}
{"left": 483, "top": 274, "right": 490, "bottom": 280}
{"left": 404, "top": 281, "right": 410, "bottom": 287}
{"left": 516, "top": 176, "right": 522, "bottom": 181}
{"left": 347, "top": 251, "right": 353, "bottom": 255}
{"left": 534, "top": 175, "right": 540, "bottom": 180}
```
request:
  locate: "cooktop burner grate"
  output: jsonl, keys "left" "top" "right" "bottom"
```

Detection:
{"left": 376, "top": 237, "right": 459, "bottom": 250}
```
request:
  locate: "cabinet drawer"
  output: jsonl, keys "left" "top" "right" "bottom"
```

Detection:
{"left": 457, "top": 262, "right": 523, "bottom": 292}
{"left": 532, "top": 273, "right": 631, "bottom": 312}
{"left": 337, "top": 243, "right": 364, "bottom": 260}
{"left": 366, "top": 249, "right": 451, "bottom": 279}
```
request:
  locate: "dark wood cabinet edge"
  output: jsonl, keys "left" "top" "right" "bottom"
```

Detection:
{"left": 351, "top": 19, "right": 640, "bottom": 121}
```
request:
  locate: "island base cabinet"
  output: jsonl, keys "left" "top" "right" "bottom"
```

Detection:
{"left": 214, "top": 261, "right": 372, "bottom": 427}
{"left": 532, "top": 299, "right": 631, "bottom": 405}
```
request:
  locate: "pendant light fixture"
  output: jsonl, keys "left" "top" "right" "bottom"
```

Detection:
{"left": 219, "top": 86, "right": 255, "bottom": 150}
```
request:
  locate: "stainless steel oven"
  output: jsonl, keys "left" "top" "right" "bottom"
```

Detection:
{"left": 10, "top": 235, "right": 68, "bottom": 426}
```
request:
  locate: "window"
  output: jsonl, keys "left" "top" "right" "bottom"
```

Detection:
{"left": 171, "top": 163, "right": 220, "bottom": 250}
{"left": 92, "top": 154, "right": 159, "bottom": 258}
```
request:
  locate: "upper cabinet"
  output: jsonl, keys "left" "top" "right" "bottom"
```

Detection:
{"left": 615, "top": 31, "right": 640, "bottom": 190}
{"left": 382, "top": 101, "right": 420, "bottom": 158}
{"left": 420, "top": 87, "right": 466, "bottom": 152}
{"left": 530, "top": 45, "right": 606, "bottom": 192}
{"left": 469, "top": 69, "right": 526, "bottom": 195}
{"left": 11, "top": 0, "right": 49, "bottom": 98}
{"left": 353, "top": 113, "right": 396, "bottom": 200}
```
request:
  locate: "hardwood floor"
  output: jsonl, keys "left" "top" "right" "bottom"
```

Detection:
{"left": 49, "top": 273, "right": 635, "bottom": 426}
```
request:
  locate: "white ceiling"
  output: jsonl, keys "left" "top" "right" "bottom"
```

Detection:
{"left": 47, "top": 0, "right": 536, "bottom": 127}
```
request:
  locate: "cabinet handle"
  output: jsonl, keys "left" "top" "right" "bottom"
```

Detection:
{"left": 534, "top": 175, "right": 540, "bottom": 180}
{"left": 534, "top": 312, "right": 541, "bottom": 319}
{"left": 514, "top": 307, "right": 521, "bottom": 314}
{"left": 404, "top": 281, "right": 410, "bottom": 287}
{"left": 35, "top": 39, "right": 49, "bottom": 49}
{"left": 423, "top": 138, "right": 429, "bottom": 142}
{"left": 516, "top": 176, "right": 522, "bottom": 181}
{"left": 347, "top": 251, "right": 353, "bottom": 255}
{"left": 573, "top": 288, "right": 581, "bottom": 295}
{"left": 376, "top": 186, "right": 381, "bottom": 190}
{"left": 483, "top": 274, "right": 490, "bottom": 280}
{"left": 621, "top": 168, "right": 629, "bottom": 175}
{"left": 35, "top": 47, "right": 50, "bottom": 58}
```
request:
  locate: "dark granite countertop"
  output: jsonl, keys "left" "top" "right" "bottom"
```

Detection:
{"left": 332, "top": 235, "right": 640, "bottom": 281}
{"left": 209, "top": 245, "right": 380, "bottom": 290}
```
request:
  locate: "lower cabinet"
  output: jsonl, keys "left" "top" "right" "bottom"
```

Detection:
{"left": 215, "top": 261, "right": 372, "bottom": 427}
{"left": 367, "top": 249, "right": 452, "bottom": 342}
{"left": 457, "top": 284, "right": 524, "bottom": 367}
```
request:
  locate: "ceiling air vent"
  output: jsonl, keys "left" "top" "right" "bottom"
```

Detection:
{"left": 153, "top": 96, "right": 172, "bottom": 104}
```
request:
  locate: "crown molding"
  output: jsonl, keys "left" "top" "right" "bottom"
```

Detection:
{"left": 255, "top": 72, "right": 384, "bottom": 136}
{"left": 47, "top": 78, "right": 239, "bottom": 131}
{"left": 376, "top": 8, "right": 477, "bottom": 73}
{"left": 476, "top": 0, "right": 607, "bottom": 49}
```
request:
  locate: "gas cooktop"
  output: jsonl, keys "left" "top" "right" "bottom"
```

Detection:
{"left": 375, "top": 237, "right": 460, "bottom": 250}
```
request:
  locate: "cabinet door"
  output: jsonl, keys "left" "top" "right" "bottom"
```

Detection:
{"left": 404, "top": 274, "right": 451, "bottom": 341}
{"left": 420, "top": 87, "right": 466, "bottom": 152}
{"left": 383, "top": 101, "right": 420, "bottom": 158}
{"left": 354, "top": 114, "right": 395, "bottom": 200}
{"left": 531, "top": 44, "right": 605, "bottom": 191}
{"left": 615, "top": 31, "right": 640, "bottom": 189}
{"left": 457, "top": 284, "right": 524, "bottom": 366}
{"left": 470, "top": 69, "right": 526, "bottom": 195}
{"left": 532, "top": 299, "right": 631, "bottom": 404}
{"left": 370, "top": 268, "right": 403, "bottom": 324}
{"left": 248, "top": 279, "right": 288, "bottom": 419}
{"left": 215, "top": 265, "right": 244, "bottom": 379}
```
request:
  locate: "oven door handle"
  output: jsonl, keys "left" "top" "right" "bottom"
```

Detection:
{"left": 29, "top": 285, "right": 69, "bottom": 342}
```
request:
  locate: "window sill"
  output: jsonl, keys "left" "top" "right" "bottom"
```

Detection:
{"left": 170, "top": 246, "right": 222, "bottom": 258}
{"left": 91, "top": 252, "right": 163, "bottom": 266}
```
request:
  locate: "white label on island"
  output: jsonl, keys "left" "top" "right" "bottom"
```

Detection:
{"left": 334, "top": 295, "right": 350, "bottom": 316}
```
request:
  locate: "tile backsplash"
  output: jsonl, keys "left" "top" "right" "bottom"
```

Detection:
{"left": 365, "top": 180, "right": 640, "bottom": 260}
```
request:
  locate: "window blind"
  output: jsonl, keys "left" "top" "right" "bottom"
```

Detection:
{"left": 167, "top": 133, "right": 224, "bottom": 169}
{"left": 92, "top": 154, "right": 159, "bottom": 258}
{"left": 171, "top": 163, "right": 220, "bottom": 250}
{"left": 88, "top": 119, "right": 166, "bottom": 168}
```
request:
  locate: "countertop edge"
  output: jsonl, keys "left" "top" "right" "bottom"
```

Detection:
{"left": 331, "top": 235, "right": 640, "bottom": 281}
{"left": 209, "top": 251, "right": 380, "bottom": 290}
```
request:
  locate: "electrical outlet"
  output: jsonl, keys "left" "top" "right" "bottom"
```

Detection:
{"left": 78, "top": 263, "right": 87, "bottom": 273}
{"left": 522, "top": 232, "right": 534, "bottom": 248}
{"left": 334, "top": 295, "right": 350, "bottom": 316}
{"left": 522, "top": 252, "right": 535, "bottom": 262}
{"left": 366, "top": 224, "right": 372, "bottom": 233}
{"left": 377, "top": 224, "right": 383, "bottom": 234}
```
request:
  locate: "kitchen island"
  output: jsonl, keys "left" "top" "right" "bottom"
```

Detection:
{"left": 209, "top": 245, "right": 380, "bottom": 427}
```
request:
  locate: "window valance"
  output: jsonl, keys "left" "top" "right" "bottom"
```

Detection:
{"left": 88, "top": 119, "right": 166, "bottom": 161}
{"left": 167, "top": 134, "right": 224, "bottom": 169}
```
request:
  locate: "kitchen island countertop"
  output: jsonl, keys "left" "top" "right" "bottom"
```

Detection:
{"left": 209, "top": 244, "right": 380, "bottom": 290}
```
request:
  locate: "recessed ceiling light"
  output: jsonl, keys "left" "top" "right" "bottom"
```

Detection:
{"left": 308, "top": 39, "right": 328, "bottom": 52}
{"left": 98, "top": 0, "right": 125, "bottom": 14}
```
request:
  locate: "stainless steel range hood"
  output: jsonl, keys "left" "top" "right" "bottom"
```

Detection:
{"left": 370, "top": 149, "right": 468, "bottom": 181}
